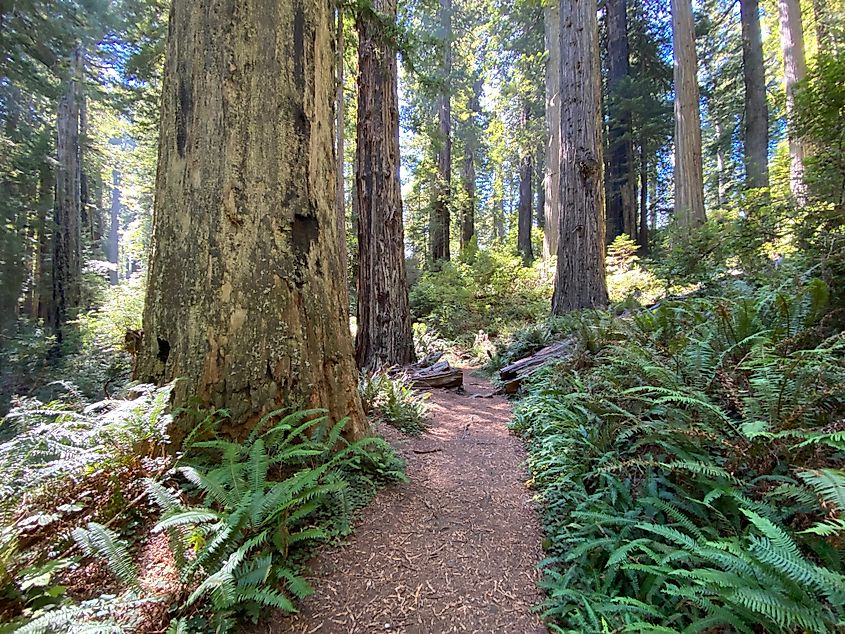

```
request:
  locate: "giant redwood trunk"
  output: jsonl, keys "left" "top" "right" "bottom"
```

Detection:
{"left": 430, "top": 0, "right": 452, "bottom": 263}
{"left": 778, "top": 0, "right": 808, "bottom": 201}
{"left": 51, "top": 50, "right": 83, "bottom": 338}
{"left": 355, "top": 0, "right": 415, "bottom": 369}
{"left": 335, "top": 7, "right": 348, "bottom": 301}
{"left": 670, "top": 0, "right": 706, "bottom": 229}
{"left": 543, "top": 2, "right": 560, "bottom": 261}
{"left": 517, "top": 107, "right": 534, "bottom": 265}
{"left": 605, "top": 0, "right": 636, "bottom": 243}
{"left": 741, "top": 0, "right": 770, "bottom": 191}
{"left": 551, "top": 0, "right": 608, "bottom": 314}
{"left": 136, "top": 0, "right": 366, "bottom": 443}
{"left": 460, "top": 145, "right": 476, "bottom": 250}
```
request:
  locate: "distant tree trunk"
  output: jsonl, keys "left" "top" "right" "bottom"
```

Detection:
{"left": 33, "top": 163, "right": 53, "bottom": 320}
{"left": 605, "top": 0, "right": 636, "bottom": 243}
{"left": 518, "top": 155, "right": 533, "bottom": 265}
{"left": 543, "top": 2, "right": 560, "bottom": 261}
{"left": 552, "top": 0, "right": 608, "bottom": 313}
{"left": 336, "top": 6, "right": 348, "bottom": 302}
{"left": 108, "top": 169, "right": 120, "bottom": 285}
{"left": 778, "top": 0, "right": 808, "bottom": 201}
{"left": 536, "top": 146, "right": 545, "bottom": 229}
{"left": 136, "top": 0, "right": 366, "bottom": 444}
{"left": 741, "top": 0, "right": 770, "bottom": 191}
{"left": 355, "top": 0, "right": 415, "bottom": 369}
{"left": 460, "top": 145, "right": 476, "bottom": 250}
{"left": 714, "top": 118, "right": 728, "bottom": 206}
{"left": 670, "top": 0, "right": 707, "bottom": 230}
{"left": 430, "top": 0, "right": 452, "bottom": 263}
{"left": 639, "top": 138, "right": 649, "bottom": 254}
{"left": 460, "top": 78, "right": 480, "bottom": 251}
{"left": 51, "top": 49, "right": 83, "bottom": 339}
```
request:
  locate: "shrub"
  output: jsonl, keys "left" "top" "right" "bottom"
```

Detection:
{"left": 359, "top": 371, "right": 428, "bottom": 435}
{"left": 510, "top": 279, "right": 845, "bottom": 633}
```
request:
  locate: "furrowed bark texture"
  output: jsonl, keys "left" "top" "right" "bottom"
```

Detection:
{"left": 552, "top": 0, "right": 608, "bottom": 314}
{"left": 355, "top": 0, "right": 414, "bottom": 369}
{"left": 461, "top": 144, "right": 476, "bottom": 249}
{"left": 741, "top": 0, "right": 770, "bottom": 191}
{"left": 605, "top": 0, "right": 636, "bottom": 242}
{"left": 51, "top": 50, "right": 82, "bottom": 338}
{"left": 670, "top": 0, "right": 706, "bottom": 229}
{"left": 136, "top": 0, "right": 366, "bottom": 443}
{"left": 778, "top": 0, "right": 808, "bottom": 201}
{"left": 430, "top": 0, "right": 452, "bottom": 263}
{"left": 335, "top": 6, "right": 348, "bottom": 300}
{"left": 543, "top": 2, "right": 560, "bottom": 261}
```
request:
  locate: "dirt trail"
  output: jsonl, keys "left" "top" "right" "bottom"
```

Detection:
{"left": 263, "top": 369, "right": 547, "bottom": 634}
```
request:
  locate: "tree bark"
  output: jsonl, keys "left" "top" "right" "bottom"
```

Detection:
{"left": 430, "top": 0, "right": 452, "bottom": 263}
{"left": 670, "top": 0, "right": 707, "bottom": 229}
{"left": 543, "top": 2, "right": 560, "bottom": 261}
{"left": 33, "top": 163, "right": 53, "bottom": 320}
{"left": 741, "top": 0, "right": 770, "bottom": 191}
{"left": 639, "top": 137, "right": 649, "bottom": 254}
{"left": 355, "top": 0, "right": 415, "bottom": 369}
{"left": 460, "top": 78, "right": 480, "bottom": 251}
{"left": 51, "top": 49, "right": 83, "bottom": 339}
{"left": 605, "top": 0, "right": 636, "bottom": 243}
{"left": 551, "top": 0, "right": 608, "bottom": 314}
{"left": 518, "top": 105, "right": 533, "bottom": 265}
{"left": 108, "top": 169, "right": 120, "bottom": 285}
{"left": 136, "top": 0, "right": 366, "bottom": 444}
{"left": 336, "top": 6, "right": 348, "bottom": 302}
{"left": 778, "top": 0, "right": 808, "bottom": 202}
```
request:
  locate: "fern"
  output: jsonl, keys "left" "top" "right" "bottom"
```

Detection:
{"left": 71, "top": 523, "right": 139, "bottom": 589}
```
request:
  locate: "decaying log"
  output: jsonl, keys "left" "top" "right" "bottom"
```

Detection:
{"left": 408, "top": 359, "right": 464, "bottom": 389}
{"left": 498, "top": 338, "right": 576, "bottom": 393}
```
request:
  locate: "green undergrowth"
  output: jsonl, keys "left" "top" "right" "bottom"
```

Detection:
{"left": 509, "top": 277, "right": 845, "bottom": 633}
{"left": 359, "top": 370, "right": 429, "bottom": 435}
{"left": 0, "top": 392, "right": 404, "bottom": 633}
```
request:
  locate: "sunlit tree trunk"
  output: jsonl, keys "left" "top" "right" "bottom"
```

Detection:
{"left": 543, "top": 2, "right": 560, "bottom": 261}
{"left": 552, "top": 0, "right": 608, "bottom": 313}
{"left": 778, "top": 0, "right": 808, "bottom": 201}
{"left": 51, "top": 49, "right": 83, "bottom": 339}
{"left": 336, "top": 6, "right": 348, "bottom": 302}
{"left": 606, "top": 0, "right": 636, "bottom": 243}
{"left": 355, "top": 0, "right": 414, "bottom": 369}
{"left": 431, "top": 0, "right": 452, "bottom": 263}
{"left": 670, "top": 0, "right": 706, "bottom": 229}
{"left": 108, "top": 169, "right": 120, "bottom": 285}
{"left": 639, "top": 138, "right": 649, "bottom": 254}
{"left": 518, "top": 104, "right": 534, "bottom": 265}
{"left": 741, "top": 0, "right": 770, "bottom": 192}
{"left": 136, "top": 0, "right": 366, "bottom": 444}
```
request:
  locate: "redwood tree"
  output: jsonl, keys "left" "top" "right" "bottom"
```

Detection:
{"left": 551, "top": 0, "right": 608, "bottom": 313}
{"left": 543, "top": 1, "right": 560, "bottom": 261}
{"left": 136, "top": 0, "right": 366, "bottom": 443}
{"left": 741, "top": 0, "right": 770, "bottom": 191}
{"left": 778, "top": 0, "right": 808, "bottom": 201}
{"left": 355, "top": 0, "right": 415, "bottom": 369}
{"left": 670, "top": 0, "right": 706, "bottom": 228}
{"left": 431, "top": 0, "right": 452, "bottom": 263}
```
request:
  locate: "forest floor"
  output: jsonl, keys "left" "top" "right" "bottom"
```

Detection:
{"left": 258, "top": 368, "right": 547, "bottom": 634}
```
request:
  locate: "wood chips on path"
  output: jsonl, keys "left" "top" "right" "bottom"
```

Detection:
{"left": 256, "top": 369, "right": 547, "bottom": 634}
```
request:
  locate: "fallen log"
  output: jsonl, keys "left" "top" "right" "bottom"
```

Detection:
{"left": 408, "top": 359, "right": 464, "bottom": 389}
{"left": 498, "top": 338, "right": 576, "bottom": 393}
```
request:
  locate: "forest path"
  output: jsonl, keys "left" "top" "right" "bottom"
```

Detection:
{"left": 263, "top": 368, "right": 547, "bottom": 634}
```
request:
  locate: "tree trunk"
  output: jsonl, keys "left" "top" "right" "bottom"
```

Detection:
{"left": 639, "top": 138, "right": 649, "bottom": 254}
{"left": 536, "top": 146, "right": 545, "bottom": 229}
{"left": 33, "top": 163, "right": 53, "bottom": 320}
{"left": 355, "top": 0, "right": 415, "bottom": 369}
{"left": 605, "top": 0, "right": 636, "bottom": 243}
{"left": 518, "top": 105, "right": 533, "bottom": 265}
{"left": 51, "top": 49, "right": 83, "bottom": 339}
{"left": 136, "top": 0, "right": 366, "bottom": 444}
{"left": 778, "top": 0, "right": 808, "bottom": 201}
{"left": 460, "top": 144, "right": 476, "bottom": 250}
{"left": 336, "top": 6, "right": 348, "bottom": 302}
{"left": 552, "top": 0, "right": 608, "bottom": 314}
{"left": 543, "top": 2, "right": 560, "bottom": 261}
{"left": 741, "top": 0, "right": 770, "bottom": 191}
{"left": 430, "top": 0, "right": 452, "bottom": 263}
{"left": 109, "top": 169, "right": 120, "bottom": 285}
{"left": 812, "top": 0, "right": 830, "bottom": 49}
{"left": 670, "top": 0, "right": 707, "bottom": 229}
